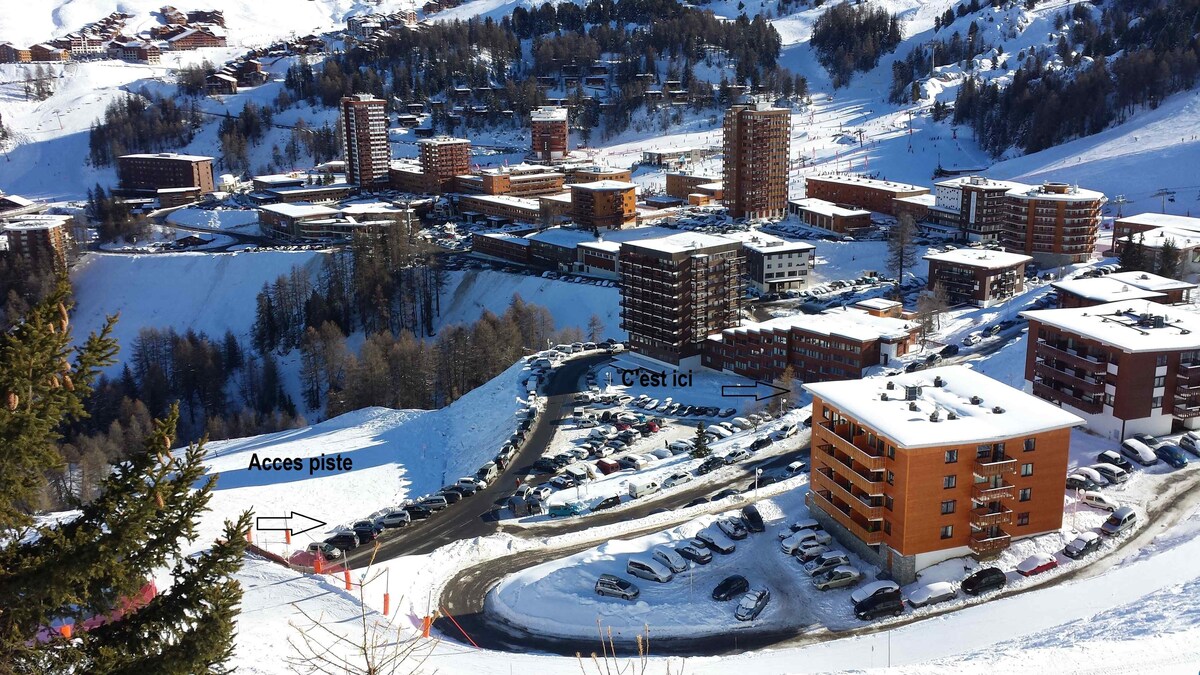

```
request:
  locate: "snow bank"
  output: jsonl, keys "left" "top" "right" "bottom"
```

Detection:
{"left": 438, "top": 269, "right": 625, "bottom": 339}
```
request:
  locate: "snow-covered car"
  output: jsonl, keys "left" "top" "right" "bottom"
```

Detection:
{"left": 732, "top": 417, "right": 753, "bottom": 430}
{"left": 780, "top": 528, "right": 832, "bottom": 554}
{"left": 663, "top": 472, "right": 693, "bottom": 488}
{"left": 651, "top": 448, "right": 673, "bottom": 460}
{"left": 1016, "top": 552, "right": 1059, "bottom": 577}
{"left": 803, "top": 551, "right": 848, "bottom": 577}
{"left": 775, "top": 424, "right": 799, "bottom": 439}
{"left": 709, "top": 425, "right": 734, "bottom": 439}
{"left": 720, "top": 408, "right": 737, "bottom": 418}
{"left": 626, "top": 557, "right": 674, "bottom": 583}
{"left": 1063, "top": 531, "right": 1103, "bottom": 560}
{"left": 735, "top": 588, "right": 771, "bottom": 621}
{"left": 695, "top": 528, "right": 737, "bottom": 554}
{"left": 1120, "top": 439, "right": 1159, "bottom": 466}
{"left": 906, "top": 581, "right": 957, "bottom": 608}
{"left": 652, "top": 546, "right": 689, "bottom": 574}
{"left": 717, "top": 517, "right": 749, "bottom": 540}
{"left": 724, "top": 448, "right": 751, "bottom": 464}
{"left": 1089, "top": 463, "right": 1129, "bottom": 484}
{"left": 1079, "top": 490, "right": 1120, "bottom": 512}
{"left": 307, "top": 542, "right": 340, "bottom": 561}
{"left": 595, "top": 574, "right": 639, "bottom": 600}
{"left": 850, "top": 580, "right": 901, "bottom": 605}
{"left": 794, "top": 540, "right": 828, "bottom": 561}
{"left": 668, "top": 439, "right": 694, "bottom": 454}
{"left": 676, "top": 543, "right": 712, "bottom": 565}
{"left": 778, "top": 519, "right": 822, "bottom": 540}
{"left": 813, "top": 565, "right": 863, "bottom": 591}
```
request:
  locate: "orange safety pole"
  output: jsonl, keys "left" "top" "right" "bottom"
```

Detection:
{"left": 421, "top": 616, "right": 431, "bottom": 638}
{"left": 60, "top": 624, "right": 73, "bottom": 639}
{"left": 313, "top": 554, "right": 323, "bottom": 574}
{"left": 383, "top": 593, "right": 390, "bottom": 616}
{"left": 343, "top": 569, "right": 352, "bottom": 591}
{"left": 245, "top": 527, "right": 253, "bottom": 544}
{"left": 284, "top": 530, "right": 291, "bottom": 545}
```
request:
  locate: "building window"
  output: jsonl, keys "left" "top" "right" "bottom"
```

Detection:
{"left": 1019, "top": 487, "right": 1032, "bottom": 502}
{"left": 943, "top": 475, "right": 956, "bottom": 489}
{"left": 885, "top": 495, "right": 894, "bottom": 511}
{"left": 1154, "top": 375, "right": 1166, "bottom": 388}
{"left": 822, "top": 407, "right": 831, "bottom": 420}
{"left": 945, "top": 449, "right": 958, "bottom": 463}
{"left": 886, "top": 470, "right": 895, "bottom": 485}
{"left": 1021, "top": 463, "right": 1033, "bottom": 477}
{"left": 1024, "top": 438, "right": 1036, "bottom": 452}
{"left": 1017, "top": 512, "right": 1030, "bottom": 526}
{"left": 883, "top": 520, "right": 892, "bottom": 535}
{"left": 887, "top": 445, "right": 895, "bottom": 459}
{"left": 940, "top": 500, "right": 956, "bottom": 515}
{"left": 940, "top": 525, "right": 953, "bottom": 539}
{"left": 1157, "top": 355, "right": 1168, "bottom": 367}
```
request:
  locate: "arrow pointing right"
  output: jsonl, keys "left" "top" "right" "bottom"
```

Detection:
{"left": 255, "top": 511, "right": 327, "bottom": 536}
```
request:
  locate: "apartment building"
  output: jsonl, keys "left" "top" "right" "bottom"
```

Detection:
{"left": 1111, "top": 213, "right": 1200, "bottom": 281}
{"left": 117, "top": 153, "right": 215, "bottom": 196}
{"left": 722, "top": 231, "right": 815, "bottom": 294}
{"left": 930, "top": 176, "right": 1029, "bottom": 241}
{"left": 1053, "top": 271, "right": 1196, "bottom": 308}
{"left": 1002, "top": 182, "right": 1106, "bottom": 266}
{"left": 618, "top": 233, "right": 744, "bottom": 364}
{"left": 570, "top": 180, "right": 637, "bottom": 231}
{"left": 457, "top": 194, "right": 542, "bottom": 224}
{"left": 787, "top": 197, "right": 871, "bottom": 233}
{"left": 530, "top": 106, "right": 569, "bottom": 161}
{"left": 805, "top": 366, "right": 1082, "bottom": 583}
{"left": 1022, "top": 301, "right": 1200, "bottom": 439}
{"left": 2, "top": 215, "right": 71, "bottom": 274}
{"left": 417, "top": 136, "right": 471, "bottom": 194}
{"left": 567, "top": 166, "right": 632, "bottom": 184}
{"left": 165, "top": 27, "right": 227, "bottom": 50}
{"left": 804, "top": 176, "right": 929, "bottom": 216}
{"left": 923, "top": 248, "right": 1031, "bottom": 307}
{"left": 703, "top": 303, "right": 918, "bottom": 383}
{"left": 340, "top": 95, "right": 389, "bottom": 187}
{"left": 455, "top": 164, "right": 565, "bottom": 197}
{"left": 666, "top": 172, "right": 721, "bottom": 200}
{"left": 723, "top": 101, "right": 790, "bottom": 220}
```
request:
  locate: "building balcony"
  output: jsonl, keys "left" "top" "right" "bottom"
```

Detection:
{"left": 813, "top": 468, "right": 884, "bottom": 520}
{"left": 1036, "top": 340, "right": 1107, "bottom": 374}
{"left": 817, "top": 421, "right": 885, "bottom": 471}
{"left": 970, "top": 506, "right": 1013, "bottom": 528}
{"left": 968, "top": 530, "right": 1012, "bottom": 556}
{"left": 1033, "top": 362, "right": 1106, "bottom": 395}
{"left": 1174, "top": 403, "right": 1200, "bottom": 419}
{"left": 815, "top": 444, "right": 886, "bottom": 494}
{"left": 1178, "top": 362, "right": 1200, "bottom": 385}
{"left": 1031, "top": 380, "right": 1104, "bottom": 414}
{"left": 1176, "top": 381, "right": 1200, "bottom": 398}
{"left": 807, "top": 490, "right": 884, "bottom": 545}
{"left": 971, "top": 481, "right": 1015, "bottom": 502}
{"left": 973, "top": 453, "right": 1017, "bottom": 480}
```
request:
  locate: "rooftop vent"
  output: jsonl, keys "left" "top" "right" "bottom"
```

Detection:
{"left": 908, "top": 401, "right": 919, "bottom": 411}
{"left": 929, "top": 410, "right": 941, "bottom": 422}
{"left": 881, "top": 393, "right": 889, "bottom": 401}
{"left": 992, "top": 406, "right": 1006, "bottom": 414}
{"left": 933, "top": 376, "right": 945, "bottom": 387}
{"left": 947, "top": 411, "right": 958, "bottom": 420}
{"left": 970, "top": 395, "right": 983, "bottom": 405}
{"left": 904, "top": 385, "right": 923, "bottom": 401}
{"left": 886, "top": 381, "right": 895, "bottom": 390}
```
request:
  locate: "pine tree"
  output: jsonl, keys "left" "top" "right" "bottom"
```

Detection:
{"left": 887, "top": 213, "right": 919, "bottom": 296}
{"left": 1158, "top": 237, "right": 1181, "bottom": 279}
{"left": 586, "top": 314, "right": 605, "bottom": 343}
{"left": 1119, "top": 233, "right": 1148, "bottom": 272}
{"left": 690, "top": 422, "right": 711, "bottom": 459}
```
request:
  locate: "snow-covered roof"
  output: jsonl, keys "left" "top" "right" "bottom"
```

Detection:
{"left": 1130, "top": 226, "right": 1200, "bottom": 250}
{"left": 253, "top": 174, "right": 307, "bottom": 185}
{"left": 269, "top": 183, "right": 354, "bottom": 196}
{"left": 0, "top": 194, "right": 34, "bottom": 207}
{"left": 726, "top": 306, "right": 915, "bottom": 342}
{"left": 530, "top": 106, "right": 568, "bottom": 122}
{"left": 806, "top": 175, "right": 928, "bottom": 195}
{"left": 1051, "top": 277, "right": 1165, "bottom": 303}
{"left": 460, "top": 194, "right": 540, "bottom": 209}
{"left": 934, "top": 176, "right": 1028, "bottom": 191}
{"left": 417, "top": 136, "right": 470, "bottom": 146}
{"left": 721, "top": 230, "right": 814, "bottom": 254}
{"left": 478, "top": 232, "right": 530, "bottom": 246}
{"left": 3, "top": 220, "right": 62, "bottom": 231}
{"left": 571, "top": 180, "right": 637, "bottom": 191}
{"left": 923, "top": 248, "right": 1032, "bottom": 270}
{"left": 539, "top": 192, "right": 573, "bottom": 204}
{"left": 1021, "top": 301, "right": 1200, "bottom": 352}
{"left": 119, "top": 152, "right": 213, "bottom": 162}
{"left": 1117, "top": 213, "right": 1200, "bottom": 231}
{"left": 260, "top": 203, "right": 339, "bottom": 219}
{"left": 854, "top": 298, "right": 901, "bottom": 311}
{"left": 622, "top": 231, "right": 735, "bottom": 254}
{"left": 804, "top": 365, "right": 1084, "bottom": 449}
{"left": 893, "top": 193, "right": 936, "bottom": 206}
{"left": 1106, "top": 271, "right": 1196, "bottom": 292}
{"left": 1006, "top": 182, "right": 1105, "bottom": 203}
{"left": 788, "top": 197, "right": 870, "bottom": 217}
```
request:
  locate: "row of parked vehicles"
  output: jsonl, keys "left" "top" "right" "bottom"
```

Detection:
{"left": 593, "top": 506, "right": 773, "bottom": 620}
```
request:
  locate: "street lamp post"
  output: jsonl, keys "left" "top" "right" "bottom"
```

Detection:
{"left": 755, "top": 468, "right": 762, "bottom": 501}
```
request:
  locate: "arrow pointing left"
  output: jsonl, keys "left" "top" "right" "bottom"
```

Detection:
{"left": 255, "top": 511, "right": 326, "bottom": 536}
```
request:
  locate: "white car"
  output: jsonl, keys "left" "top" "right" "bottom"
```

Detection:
{"left": 663, "top": 472, "right": 693, "bottom": 488}
{"left": 906, "top": 581, "right": 956, "bottom": 608}
{"left": 732, "top": 417, "right": 753, "bottom": 430}
{"left": 626, "top": 556, "right": 674, "bottom": 583}
{"left": 724, "top": 448, "right": 751, "bottom": 464}
{"left": 781, "top": 529, "right": 831, "bottom": 554}
{"left": 778, "top": 519, "right": 822, "bottom": 540}
{"left": 1079, "top": 490, "right": 1120, "bottom": 512}
{"left": 651, "top": 546, "right": 688, "bottom": 573}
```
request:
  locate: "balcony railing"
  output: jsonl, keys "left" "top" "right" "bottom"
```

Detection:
{"left": 817, "top": 422, "right": 885, "bottom": 471}
{"left": 813, "top": 469, "right": 884, "bottom": 520}
{"left": 816, "top": 444, "right": 886, "bottom": 495}
{"left": 1178, "top": 363, "right": 1200, "bottom": 385}
{"left": 968, "top": 530, "right": 1012, "bottom": 556}
{"left": 971, "top": 481, "right": 1015, "bottom": 502}
{"left": 973, "top": 454, "right": 1017, "bottom": 480}
{"left": 1036, "top": 340, "right": 1107, "bottom": 374}
{"left": 1033, "top": 362, "right": 1105, "bottom": 395}
{"left": 1031, "top": 381, "right": 1104, "bottom": 414}
{"left": 970, "top": 506, "right": 1013, "bottom": 528}
{"left": 1174, "top": 404, "right": 1200, "bottom": 419}
{"left": 808, "top": 490, "right": 884, "bottom": 544}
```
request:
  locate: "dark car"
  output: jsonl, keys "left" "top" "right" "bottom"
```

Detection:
{"left": 351, "top": 523, "right": 379, "bottom": 543}
{"left": 1066, "top": 474, "right": 1099, "bottom": 491}
{"left": 697, "top": 456, "right": 724, "bottom": 475}
{"left": 1097, "top": 450, "right": 1133, "bottom": 473}
{"left": 686, "top": 496, "right": 711, "bottom": 508}
{"left": 939, "top": 344, "right": 960, "bottom": 357}
{"left": 854, "top": 592, "right": 905, "bottom": 621}
{"left": 741, "top": 505, "right": 765, "bottom": 533}
{"left": 750, "top": 436, "right": 773, "bottom": 451}
{"left": 437, "top": 488, "right": 463, "bottom": 504}
{"left": 403, "top": 504, "right": 433, "bottom": 520}
{"left": 925, "top": 353, "right": 942, "bottom": 365}
{"left": 677, "top": 544, "right": 712, "bottom": 565}
{"left": 712, "top": 575, "right": 750, "bottom": 601}
{"left": 325, "top": 531, "right": 359, "bottom": 551}
{"left": 593, "top": 495, "right": 621, "bottom": 511}
{"left": 1155, "top": 443, "right": 1190, "bottom": 469}
{"left": 905, "top": 361, "right": 925, "bottom": 373}
{"left": 714, "top": 488, "right": 741, "bottom": 501}
{"left": 1063, "top": 531, "right": 1103, "bottom": 560}
{"left": 530, "top": 458, "right": 557, "bottom": 474}
{"left": 961, "top": 567, "right": 1007, "bottom": 596}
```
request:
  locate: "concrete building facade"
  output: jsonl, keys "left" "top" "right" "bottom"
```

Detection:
{"left": 1002, "top": 182, "right": 1106, "bottom": 266}
{"left": 340, "top": 95, "right": 390, "bottom": 187}
{"left": 570, "top": 180, "right": 637, "bottom": 231}
{"left": 417, "top": 137, "right": 471, "bottom": 194}
{"left": 923, "top": 248, "right": 1031, "bottom": 307}
{"left": 723, "top": 102, "right": 790, "bottom": 220}
{"left": 117, "top": 153, "right": 215, "bottom": 195}
{"left": 530, "top": 106, "right": 569, "bottom": 161}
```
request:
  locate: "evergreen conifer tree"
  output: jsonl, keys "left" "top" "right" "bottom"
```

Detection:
{"left": 690, "top": 422, "right": 711, "bottom": 458}
{"left": 1158, "top": 237, "right": 1181, "bottom": 279}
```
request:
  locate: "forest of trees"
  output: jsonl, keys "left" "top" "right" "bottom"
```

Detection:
{"left": 85, "top": 184, "right": 149, "bottom": 243}
{"left": 810, "top": 2, "right": 903, "bottom": 88}
{"left": 281, "top": 0, "right": 802, "bottom": 140}
{"left": 955, "top": 0, "right": 1200, "bottom": 156}
{"left": 87, "top": 93, "right": 202, "bottom": 167}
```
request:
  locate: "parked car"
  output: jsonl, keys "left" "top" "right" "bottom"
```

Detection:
{"left": 961, "top": 567, "right": 1006, "bottom": 595}
{"left": 855, "top": 591, "right": 904, "bottom": 621}
{"left": 720, "top": 408, "right": 737, "bottom": 417}
{"left": 712, "top": 574, "right": 750, "bottom": 601}
{"left": 735, "top": 588, "right": 771, "bottom": 621}
{"left": 750, "top": 436, "right": 773, "bottom": 451}
{"left": 804, "top": 551, "right": 849, "bottom": 577}
{"left": 437, "top": 488, "right": 463, "bottom": 504}
{"left": 418, "top": 495, "right": 449, "bottom": 511}
{"left": 718, "top": 517, "right": 749, "bottom": 540}
{"left": 307, "top": 542, "right": 340, "bottom": 561}
{"left": 732, "top": 417, "right": 753, "bottom": 430}
{"left": 850, "top": 580, "right": 901, "bottom": 605}
{"left": 548, "top": 501, "right": 588, "bottom": 518}
{"left": 324, "top": 531, "right": 359, "bottom": 551}
{"left": 402, "top": 503, "right": 433, "bottom": 520}
{"left": 724, "top": 448, "right": 752, "bottom": 464}
{"left": 1100, "top": 506, "right": 1138, "bottom": 536}
{"left": 940, "top": 344, "right": 960, "bottom": 357}
{"left": 1072, "top": 466, "right": 1107, "bottom": 486}
{"left": 1079, "top": 490, "right": 1120, "bottom": 512}
{"left": 1179, "top": 433, "right": 1200, "bottom": 456}
{"left": 813, "top": 565, "right": 864, "bottom": 591}
{"left": 781, "top": 529, "right": 831, "bottom": 554}
{"left": 783, "top": 460, "right": 807, "bottom": 477}
{"left": 906, "top": 581, "right": 956, "bottom": 608}
{"left": 676, "top": 543, "right": 712, "bottom": 565}
{"left": 1063, "top": 531, "right": 1103, "bottom": 559}
{"left": 1131, "top": 432, "right": 1162, "bottom": 449}
{"left": 595, "top": 574, "right": 639, "bottom": 600}
{"left": 1066, "top": 473, "right": 1099, "bottom": 491}
{"left": 626, "top": 557, "right": 674, "bottom": 583}
{"left": 592, "top": 495, "right": 622, "bottom": 511}
{"left": 741, "top": 505, "right": 765, "bottom": 533}
{"left": 352, "top": 520, "right": 383, "bottom": 542}
{"left": 697, "top": 456, "right": 725, "bottom": 475}
{"left": 1155, "top": 443, "right": 1190, "bottom": 468}
{"left": 530, "top": 485, "right": 553, "bottom": 501}
{"left": 778, "top": 519, "right": 822, "bottom": 540}
{"left": 663, "top": 472, "right": 693, "bottom": 489}
{"left": 962, "top": 334, "right": 982, "bottom": 346}
{"left": 1097, "top": 450, "right": 1133, "bottom": 472}
{"left": 695, "top": 528, "right": 737, "bottom": 554}
{"left": 1089, "top": 463, "right": 1129, "bottom": 485}
{"left": 1016, "top": 552, "right": 1059, "bottom": 577}
{"left": 375, "top": 510, "right": 411, "bottom": 528}
{"left": 652, "top": 546, "right": 689, "bottom": 573}
{"left": 668, "top": 440, "right": 694, "bottom": 454}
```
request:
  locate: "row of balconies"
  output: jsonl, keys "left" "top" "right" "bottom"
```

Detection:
{"left": 1032, "top": 380, "right": 1104, "bottom": 414}
{"left": 1033, "top": 361, "right": 1106, "bottom": 395}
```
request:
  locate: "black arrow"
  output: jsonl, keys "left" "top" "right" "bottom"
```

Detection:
{"left": 255, "top": 511, "right": 326, "bottom": 536}
{"left": 721, "top": 381, "right": 790, "bottom": 402}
